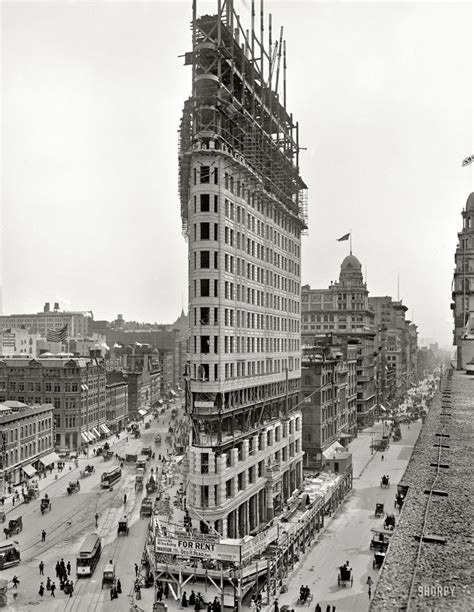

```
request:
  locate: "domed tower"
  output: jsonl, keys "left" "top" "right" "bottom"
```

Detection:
{"left": 452, "top": 192, "right": 474, "bottom": 369}
{"left": 339, "top": 254, "right": 364, "bottom": 289}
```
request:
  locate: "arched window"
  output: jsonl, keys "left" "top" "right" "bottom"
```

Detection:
{"left": 304, "top": 375, "right": 312, "bottom": 386}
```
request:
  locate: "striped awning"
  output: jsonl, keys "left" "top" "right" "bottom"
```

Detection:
{"left": 81, "top": 432, "right": 89, "bottom": 442}
{"left": 39, "top": 451, "right": 61, "bottom": 466}
{"left": 22, "top": 464, "right": 36, "bottom": 477}
{"left": 92, "top": 428, "right": 101, "bottom": 438}
{"left": 100, "top": 424, "right": 111, "bottom": 434}
{"left": 138, "top": 409, "right": 147, "bottom": 416}
{"left": 87, "top": 430, "right": 96, "bottom": 440}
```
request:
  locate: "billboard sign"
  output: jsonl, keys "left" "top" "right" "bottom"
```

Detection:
{"left": 155, "top": 536, "right": 240, "bottom": 563}
{"left": 241, "top": 525, "right": 279, "bottom": 564}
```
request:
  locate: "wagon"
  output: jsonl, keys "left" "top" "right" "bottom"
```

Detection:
{"left": 67, "top": 480, "right": 80, "bottom": 495}
{"left": 370, "top": 530, "right": 390, "bottom": 552}
{"left": 117, "top": 518, "right": 129, "bottom": 536}
{"left": 140, "top": 497, "right": 153, "bottom": 518}
{"left": 135, "top": 474, "right": 144, "bottom": 490}
{"left": 375, "top": 503, "right": 384, "bottom": 518}
{"left": 102, "top": 562, "right": 115, "bottom": 588}
{"left": 373, "top": 550, "right": 386, "bottom": 569}
{"left": 384, "top": 513, "right": 396, "bottom": 530}
{"left": 380, "top": 475, "right": 390, "bottom": 488}
{"left": 40, "top": 498, "right": 51, "bottom": 514}
{"left": 337, "top": 564, "right": 353, "bottom": 587}
{"left": 155, "top": 434, "right": 162, "bottom": 445}
{"left": 3, "top": 517, "right": 23, "bottom": 538}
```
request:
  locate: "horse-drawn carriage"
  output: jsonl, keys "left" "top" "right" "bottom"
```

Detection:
{"left": 103, "top": 450, "right": 114, "bottom": 461}
{"left": 101, "top": 562, "right": 115, "bottom": 589}
{"left": 380, "top": 475, "right": 390, "bottom": 488}
{"left": 384, "top": 513, "right": 396, "bottom": 530}
{"left": 370, "top": 529, "right": 391, "bottom": 552}
{"left": 155, "top": 434, "right": 162, "bottom": 445}
{"left": 117, "top": 517, "right": 129, "bottom": 536}
{"left": 135, "top": 474, "right": 144, "bottom": 491}
{"left": 146, "top": 477, "right": 157, "bottom": 494}
{"left": 80, "top": 465, "right": 95, "bottom": 478}
{"left": 40, "top": 497, "right": 51, "bottom": 514}
{"left": 140, "top": 497, "right": 153, "bottom": 518}
{"left": 67, "top": 480, "right": 80, "bottom": 495}
{"left": 375, "top": 503, "right": 384, "bottom": 518}
{"left": 23, "top": 485, "right": 40, "bottom": 503}
{"left": 3, "top": 517, "right": 23, "bottom": 538}
{"left": 337, "top": 564, "right": 353, "bottom": 587}
{"left": 373, "top": 550, "right": 386, "bottom": 569}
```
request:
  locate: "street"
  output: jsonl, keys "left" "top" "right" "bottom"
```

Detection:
{"left": 276, "top": 419, "right": 422, "bottom": 612}
{"left": 1, "top": 401, "right": 182, "bottom": 611}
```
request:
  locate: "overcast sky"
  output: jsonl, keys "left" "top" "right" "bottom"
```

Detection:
{"left": 1, "top": 0, "right": 472, "bottom": 346}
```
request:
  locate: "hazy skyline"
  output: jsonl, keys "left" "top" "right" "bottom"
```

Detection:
{"left": 2, "top": 0, "right": 473, "bottom": 346}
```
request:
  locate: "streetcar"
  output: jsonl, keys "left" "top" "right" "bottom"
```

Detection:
{"left": 101, "top": 466, "right": 122, "bottom": 489}
{"left": 0, "top": 539, "right": 20, "bottom": 570}
{"left": 76, "top": 534, "right": 102, "bottom": 576}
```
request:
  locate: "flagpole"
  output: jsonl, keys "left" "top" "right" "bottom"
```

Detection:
{"left": 350, "top": 230, "right": 352, "bottom": 255}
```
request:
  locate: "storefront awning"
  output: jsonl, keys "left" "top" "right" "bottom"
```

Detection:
{"left": 87, "top": 430, "right": 96, "bottom": 440}
{"left": 22, "top": 464, "right": 36, "bottom": 477}
{"left": 81, "top": 432, "right": 89, "bottom": 443}
{"left": 39, "top": 451, "right": 61, "bottom": 466}
{"left": 339, "top": 432, "right": 352, "bottom": 439}
{"left": 322, "top": 441, "right": 344, "bottom": 460}
{"left": 92, "top": 428, "right": 101, "bottom": 438}
{"left": 379, "top": 405, "right": 387, "bottom": 412}
{"left": 138, "top": 409, "right": 147, "bottom": 416}
{"left": 100, "top": 424, "right": 110, "bottom": 434}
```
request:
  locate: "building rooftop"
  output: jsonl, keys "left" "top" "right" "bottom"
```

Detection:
{"left": 370, "top": 369, "right": 474, "bottom": 610}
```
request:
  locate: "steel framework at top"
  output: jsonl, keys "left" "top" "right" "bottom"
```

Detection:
{"left": 179, "top": 0, "right": 308, "bottom": 237}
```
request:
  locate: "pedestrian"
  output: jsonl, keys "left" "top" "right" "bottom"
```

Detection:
{"left": 117, "top": 578, "right": 122, "bottom": 594}
{"left": 69, "top": 581, "right": 74, "bottom": 598}
{"left": 67, "top": 561, "right": 71, "bottom": 575}
{"left": 314, "top": 604, "right": 321, "bottom": 612}
{"left": 39, "top": 560, "right": 45, "bottom": 575}
{"left": 46, "top": 577, "right": 51, "bottom": 591}
{"left": 182, "top": 591, "right": 188, "bottom": 607}
{"left": 381, "top": 454, "right": 384, "bottom": 461}
{"left": 12, "top": 575, "right": 19, "bottom": 589}
{"left": 164, "top": 582, "right": 169, "bottom": 598}
{"left": 124, "top": 494, "right": 127, "bottom": 505}
{"left": 39, "top": 582, "right": 45, "bottom": 596}
{"left": 41, "top": 529, "right": 46, "bottom": 542}
{"left": 50, "top": 582, "right": 56, "bottom": 597}
{"left": 368, "top": 585, "right": 372, "bottom": 599}
{"left": 95, "top": 512, "right": 99, "bottom": 527}
{"left": 12, "top": 497, "right": 15, "bottom": 507}
{"left": 274, "top": 600, "right": 279, "bottom": 612}
{"left": 332, "top": 607, "right": 336, "bottom": 612}
{"left": 326, "top": 606, "right": 331, "bottom": 612}
{"left": 190, "top": 591, "right": 196, "bottom": 605}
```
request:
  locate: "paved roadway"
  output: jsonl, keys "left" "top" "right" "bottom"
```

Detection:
{"left": 276, "top": 419, "right": 423, "bottom": 612}
{"left": 1, "top": 401, "right": 182, "bottom": 611}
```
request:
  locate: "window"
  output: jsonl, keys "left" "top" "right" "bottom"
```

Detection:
{"left": 200, "top": 251, "right": 210, "bottom": 268}
{"left": 200, "top": 279, "right": 210, "bottom": 297}
{"left": 200, "top": 223, "right": 210, "bottom": 240}
{"left": 200, "top": 166, "right": 210, "bottom": 183}
{"left": 200, "top": 194, "right": 210, "bottom": 211}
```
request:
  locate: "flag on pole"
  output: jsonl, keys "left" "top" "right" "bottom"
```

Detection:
{"left": 462, "top": 154, "right": 474, "bottom": 167}
{"left": 337, "top": 232, "right": 350, "bottom": 242}
{"left": 46, "top": 323, "right": 68, "bottom": 343}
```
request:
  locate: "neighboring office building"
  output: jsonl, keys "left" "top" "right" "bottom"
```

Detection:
{"left": 0, "top": 401, "right": 55, "bottom": 486}
{"left": 1, "top": 327, "right": 41, "bottom": 356}
{"left": 105, "top": 371, "right": 128, "bottom": 432}
{"left": 451, "top": 192, "right": 474, "bottom": 369}
{"left": 301, "top": 340, "right": 355, "bottom": 473}
{"left": 302, "top": 255, "right": 376, "bottom": 429}
{"left": 179, "top": 2, "right": 307, "bottom": 537}
{"left": 0, "top": 302, "right": 93, "bottom": 338}
{"left": 0, "top": 356, "right": 109, "bottom": 453}
{"left": 370, "top": 296, "right": 418, "bottom": 403}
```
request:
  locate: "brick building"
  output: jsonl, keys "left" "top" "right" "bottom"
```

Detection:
{"left": 105, "top": 371, "right": 129, "bottom": 432}
{"left": 0, "top": 355, "right": 108, "bottom": 453}
{"left": 0, "top": 401, "right": 55, "bottom": 486}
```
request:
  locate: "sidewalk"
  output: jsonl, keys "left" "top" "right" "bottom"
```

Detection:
{"left": 1, "top": 430, "right": 129, "bottom": 517}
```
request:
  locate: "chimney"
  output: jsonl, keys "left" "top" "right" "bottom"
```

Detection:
{"left": 44, "top": 302, "right": 50, "bottom": 313}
